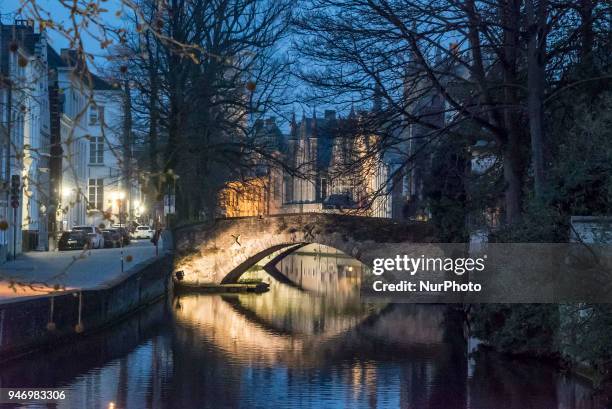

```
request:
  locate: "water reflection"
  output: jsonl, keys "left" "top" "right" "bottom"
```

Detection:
{"left": 0, "top": 244, "right": 608, "bottom": 408}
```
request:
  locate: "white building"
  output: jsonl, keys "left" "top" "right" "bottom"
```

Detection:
{"left": 52, "top": 49, "right": 91, "bottom": 231}
{"left": 86, "top": 77, "right": 134, "bottom": 228}
{"left": 21, "top": 30, "right": 51, "bottom": 251}
{"left": 0, "top": 20, "right": 50, "bottom": 259}
{"left": 47, "top": 48, "right": 142, "bottom": 238}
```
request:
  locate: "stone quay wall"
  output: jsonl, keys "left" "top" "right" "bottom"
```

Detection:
{"left": 0, "top": 254, "right": 173, "bottom": 361}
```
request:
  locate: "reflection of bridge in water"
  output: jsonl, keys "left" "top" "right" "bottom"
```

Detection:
{"left": 173, "top": 243, "right": 451, "bottom": 367}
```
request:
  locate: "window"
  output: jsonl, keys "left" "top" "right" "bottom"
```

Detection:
{"left": 320, "top": 178, "right": 327, "bottom": 200}
{"left": 89, "top": 105, "right": 105, "bottom": 125}
{"left": 88, "top": 178, "right": 104, "bottom": 210}
{"left": 89, "top": 136, "right": 104, "bottom": 164}
{"left": 89, "top": 106, "right": 99, "bottom": 125}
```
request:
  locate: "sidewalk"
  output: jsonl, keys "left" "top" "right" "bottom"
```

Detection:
{"left": 0, "top": 240, "right": 164, "bottom": 301}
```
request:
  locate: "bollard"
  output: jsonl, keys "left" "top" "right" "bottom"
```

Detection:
{"left": 46, "top": 296, "right": 56, "bottom": 331}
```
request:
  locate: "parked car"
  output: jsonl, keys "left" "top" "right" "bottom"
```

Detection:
{"left": 132, "top": 225, "right": 154, "bottom": 239}
{"left": 323, "top": 194, "right": 358, "bottom": 210}
{"left": 58, "top": 231, "right": 88, "bottom": 251}
{"left": 72, "top": 225, "right": 105, "bottom": 249}
{"left": 114, "top": 227, "right": 131, "bottom": 245}
{"left": 102, "top": 229, "right": 122, "bottom": 248}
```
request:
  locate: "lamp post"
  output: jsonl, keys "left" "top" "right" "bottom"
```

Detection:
{"left": 3, "top": 79, "right": 12, "bottom": 262}
{"left": 39, "top": 203, "right": 47, "bottom": 251}
{"left": 112, "top": 190, "right": 126, "bottom": 272}
{"left": 61, "top": 185, "right": 75, "bottom": 231}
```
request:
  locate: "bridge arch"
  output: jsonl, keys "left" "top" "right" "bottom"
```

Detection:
{"left": 174, "top": 214, "right": 436, "bottom": 285}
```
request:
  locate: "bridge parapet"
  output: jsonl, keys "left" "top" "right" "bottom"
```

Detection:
{"left": 174, "top": 213, "right": 436, "bottom": 285}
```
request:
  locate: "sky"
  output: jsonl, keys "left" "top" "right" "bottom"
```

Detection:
{"left": 1, "top": 0, "right": 124, "bottom": 73}
{"left": 0, "top": 0, "right": 354, "bottom": 126}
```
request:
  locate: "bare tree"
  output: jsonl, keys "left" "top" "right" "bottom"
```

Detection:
{"left": 292, "top": 0, "right": 612, "bottom": 225}
{"left": 119, "top": 0, "right": 294, "bottom": 221}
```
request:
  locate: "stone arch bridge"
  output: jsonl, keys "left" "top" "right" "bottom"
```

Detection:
{"left": 174, "top": 213, "right": 438, "bottom": 285}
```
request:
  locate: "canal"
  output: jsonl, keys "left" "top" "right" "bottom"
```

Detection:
{"left": 0, "top": 244, "right": 607, "bottom": 408}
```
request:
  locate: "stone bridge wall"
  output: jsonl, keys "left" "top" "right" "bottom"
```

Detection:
{"left": 174, "top": 214, "right": 436, "bottom": 285}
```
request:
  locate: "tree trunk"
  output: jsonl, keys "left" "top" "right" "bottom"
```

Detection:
{"left": 122, "top": 79, "right": 133, "bottom": 220}
{"left": 147, "top": 52, "right": 159, "bottom": 210}
{"left": 500, "top": 0, "right": 524, "bottom": 224}
{"left": 525, "top": 0, "right": 548, "bottom": 199}
{"left": 578, "top": 0, "right": 594, "bottom": 65}
{"left": 503, "top": 139, "right": 523, "bottom": 224}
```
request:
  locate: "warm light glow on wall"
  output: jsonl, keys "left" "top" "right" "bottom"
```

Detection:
{"left": 61, "top": 186, "right": 74, "bottom": 198}
{"left": 110, "top": 191, "right": 126, "bottom": 201}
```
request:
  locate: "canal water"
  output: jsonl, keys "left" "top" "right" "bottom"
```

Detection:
{"left": 0, "top": 244, "right": 608, "bottom": 408}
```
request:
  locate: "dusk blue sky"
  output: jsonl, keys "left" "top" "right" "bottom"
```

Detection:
{"left": 1, "top": 0, "right": 124, "bottom": 72}
{"left": 0, "top": 0, "right": 356, "bottom": 126}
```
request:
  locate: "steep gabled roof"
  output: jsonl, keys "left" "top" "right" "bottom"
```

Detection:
{"left": 91, "top": 73, "right": 116, "bottom": 91}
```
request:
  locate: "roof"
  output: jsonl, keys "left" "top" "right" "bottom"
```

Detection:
{"left": 0, "top": 22, "right": 41, "bottom": 74}
{"left": 91, "top": 73, "right": 117, "bottom": 91}
{"left": 47, "top": 45, "right": 118, "bottom": 91}
{"left": 46, "top": 44, "right": 67, "bottom": 69}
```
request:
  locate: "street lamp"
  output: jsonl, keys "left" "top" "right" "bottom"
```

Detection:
{"left": 133, "top": 200, "right": 145, "bottom": 219}
{"left": 111, "top": 190, "right": 126, "bottom": 226}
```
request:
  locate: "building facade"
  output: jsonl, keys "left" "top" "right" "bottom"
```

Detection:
{"left": 0, "top": 20, "right": 143, "bottom": 259}
{"left": 86, "top": 77, "right": 134, "bottom": 228}
{"left": 48, "top": 48, "right": 137, "bottom": 235}
{"left": 217, "top": 111, "right": 394, "bottom": 219}
{"left": 0, "top": 20, "right": 51, "bottom": 259}
{"left": 48, "top": 48, "right": 90, "bottom": 233}
{"left": 283, "top": 109, "right": 392, "bottom": 218}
